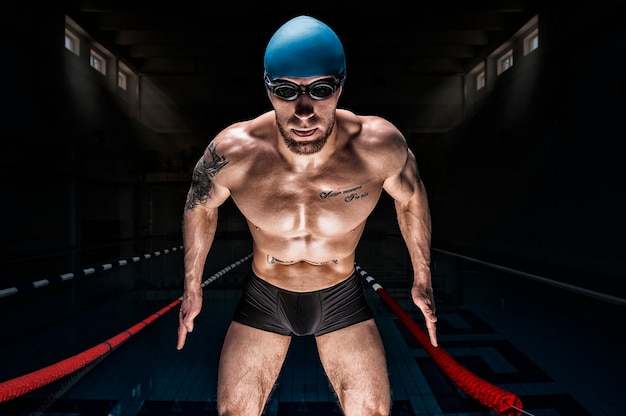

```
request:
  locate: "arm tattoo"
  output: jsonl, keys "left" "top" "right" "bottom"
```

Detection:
{"left": 185, "top": 143, "right": 229, "bottom": 210}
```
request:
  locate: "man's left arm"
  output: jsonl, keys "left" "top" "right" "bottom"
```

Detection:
{"left": 384, "top": 148, "right": 438, "bottom": 347}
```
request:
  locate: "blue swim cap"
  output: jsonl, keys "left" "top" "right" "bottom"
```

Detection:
{"left": 264, "top": 16, "right": 346, "bottom": 81}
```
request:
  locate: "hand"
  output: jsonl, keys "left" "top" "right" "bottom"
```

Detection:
{"left": 411, "top": 283, "right": 438, "bottom": 347}
{"left": 176, "top": 290, "right": 203, "bottom": 350}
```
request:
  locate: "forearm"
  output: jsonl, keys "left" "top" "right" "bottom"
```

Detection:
{"left": 182, "top": 206, "right": 219, "bottom": 293}
{"left": 394, "top": 182, "right": 432, "bottom": 284}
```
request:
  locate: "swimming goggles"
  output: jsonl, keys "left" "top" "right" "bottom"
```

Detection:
{"left": 264, "top": 75, "right": 343, "bottom": 101}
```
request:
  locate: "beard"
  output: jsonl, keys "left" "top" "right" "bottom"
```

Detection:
{"left": 277, "top": 114, "right": 335, "bottom": 155}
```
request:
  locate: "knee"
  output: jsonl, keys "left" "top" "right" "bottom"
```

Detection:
{"left": 217, "top": 389, "right": 266, "bottom": 416}
{"left": 367, "top": 400, "right": 391, "bottom": 416}
{"left": 339, "top": 392, "right": 391, "bottom": 416}
{"left": 359, "top": 399, "right": 391, "bottom": 416}
{"left": 217, "top": 398, "right": 250, "bottom": 416}
{"left": 342, "top": 403, "right": 390, "bottom": 416}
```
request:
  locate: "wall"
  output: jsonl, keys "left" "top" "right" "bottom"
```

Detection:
{"left": 423, "top": 4, "right": 625, "bottom": 280}
{"left": 0, "top": 5, "right": 190, "bottom": 272}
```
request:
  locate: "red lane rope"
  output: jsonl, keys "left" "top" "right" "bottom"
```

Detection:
{"left": 0, "top": 300, "right": 180, "bottom": 403}
{"left": 356, "top": 264, "right": 523, "bottom": 416}
{"left": 0, "top": 254, "right": 252, "bottom": 403}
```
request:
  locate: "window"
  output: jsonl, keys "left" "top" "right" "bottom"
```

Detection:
{"left": 524, "top": 28, "right": 539, "bottom": 55}
{"left": 64, "top": 29, "right": 80, "bottom": 56}
{"left": 118, "top": 71, "right": 127, "bottom": 90}
{"left": 497, "top": 50, "right": 513, "bottom": 75}
{"left": 90, "top": 49, "right": 107, "bottom": 75}
{"left": 476, "top": 71, "right": 485, "bottom": 90}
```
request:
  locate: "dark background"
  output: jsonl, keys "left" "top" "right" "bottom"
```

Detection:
{"left": 1, "top": 1, "right": 624, "bottom": 298}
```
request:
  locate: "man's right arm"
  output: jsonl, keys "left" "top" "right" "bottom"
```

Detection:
{"left": 177, "top": 142, "right": 231, "bottom": 350}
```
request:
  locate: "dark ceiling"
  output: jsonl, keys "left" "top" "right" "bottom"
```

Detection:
{"left": 66, "top": 1, "right": 540, "bottom": 77}
{"left": 63, "top": 1, "right": 541, "bottom": 142}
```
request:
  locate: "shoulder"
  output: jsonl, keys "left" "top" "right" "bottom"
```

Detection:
{"left": 208, "top": 111, "right": 275, "bottom": 162}
{"left": 337, "top": 110, "right": 409, "bottom": 173}
{"left": 195, "top": 111, "right": 275, "bottom": 187}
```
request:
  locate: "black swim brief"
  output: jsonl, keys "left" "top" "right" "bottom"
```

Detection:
{"left": 232, "top": 270, "right": 373, "bottom": 336}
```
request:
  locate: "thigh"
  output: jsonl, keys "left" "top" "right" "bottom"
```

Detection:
{"left": 316, "top": 319, "right": 391, "bottom": 416}
{"left": 217, "top": 321, "right": 292, "bottom": 415}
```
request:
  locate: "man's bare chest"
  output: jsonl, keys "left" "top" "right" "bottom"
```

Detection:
{"left": 229, "top": 165, "right": 383, "bottom": 236}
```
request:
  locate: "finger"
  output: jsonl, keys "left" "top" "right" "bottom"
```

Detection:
{"left": 179, "top": 305, "right": 196, "bottom": 331}
{"left": 184, "top": 316, "right": 195, "bottom": 333}
{"left": 425, "top": 310, "right": 438, "bottom": 323}
{"left": 177, "top": 307, "right": 194, "bottom": 350}
{"left": 425, "top": 319, "right": 438, "bottom": 347}
{"left": 177, "top": 323, "right": 188, "bottom": 350}
{"left": 177, "top": 319, "right": 187, "bottom": 350}
{"left": 417, "top": 302, "right": 437, "bottom": 323}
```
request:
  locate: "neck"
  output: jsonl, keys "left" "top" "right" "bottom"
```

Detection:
{"left": 281, "top": 145, "right": 334, "bottom": 172}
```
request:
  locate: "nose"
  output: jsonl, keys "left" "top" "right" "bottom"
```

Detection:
{"left": 294, "top": 97, "right": 314, "bottom": 119}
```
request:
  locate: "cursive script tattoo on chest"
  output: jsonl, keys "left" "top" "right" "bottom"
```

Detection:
{"left": 319, "top": 185, "right": 369, "bottom": 203}
{"left": 185, "top": 143, "right": 229, "bottom": 210}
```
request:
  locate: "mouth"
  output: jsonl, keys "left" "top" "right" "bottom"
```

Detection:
{"left": 292, "top": 128, "right": 317, "bottom": 137}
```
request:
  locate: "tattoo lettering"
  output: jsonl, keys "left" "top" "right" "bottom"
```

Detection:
{"left": 184, "top": 143, "right": 229, "bottom": 210}
{"left": 319, "top": 185, "right": 369, "bottom": 203}
{"left": 319, "top": 190, "right": 341, "bottom": 199}
{"left": 344, "top": 191, "right": 369, "bottom": 202}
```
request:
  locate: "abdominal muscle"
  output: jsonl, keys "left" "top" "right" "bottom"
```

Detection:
{"left": 248, "top": 225, "right": 365, "bottom": 292}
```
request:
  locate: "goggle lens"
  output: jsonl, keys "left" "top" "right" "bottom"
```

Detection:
{"left": 266, "top": 78, "right": 341, "bottom": 101}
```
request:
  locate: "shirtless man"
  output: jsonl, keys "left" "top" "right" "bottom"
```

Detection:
{"left": 177, "top": 15, "right": 438, "bottom": 416}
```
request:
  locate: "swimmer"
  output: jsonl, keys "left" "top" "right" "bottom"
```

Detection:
{"left": 177, "top": 15, "right": 438, "bottom": 416}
